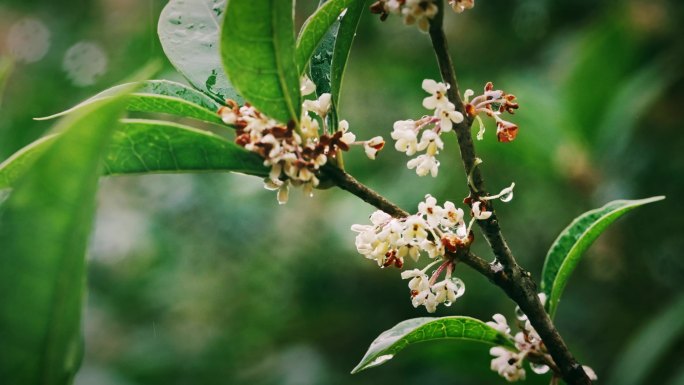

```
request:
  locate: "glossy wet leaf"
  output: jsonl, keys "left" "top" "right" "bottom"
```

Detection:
{"left": 296, "top": 0, "right": 356, "bottom": 73}
{"left": 0, "top": 119, "right": 268, "bottom": 190}
{"left": 352, "top": 316, "right": 515, "bottom": 373}
{"left": 103, "top": 119, "right": 267, "bottom": 177}
{"left": 541, "top": 196, "right": 665, "bottom": 318}
{"left": 36, "top": 80, "right": 222, "bottom": 124}
{"left": 158, "top": 0, "right": 240, "bottom": 102}
{"left": 221, "top": 0, "right": 301, "bottom": 124}
{"left": 308, "top": 0, "right": 367, "bottom": 131}
{"left": 0, "top": 87, "right": 131, "bottom": 384}
{"left": 329, "top": 0, "right": 366, "bottom": 108}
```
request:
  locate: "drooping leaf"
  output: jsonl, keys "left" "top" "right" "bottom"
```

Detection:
{"left": 36, "top": 80, "right": 222, "bottom": 124}
{"left": 352, "top": 316, "right": 515, "bottom": 374}
{"left": 158, "top": 0, "right": 240, "bottom": 102}
{"left": 541, "top": 196, "right": 665, "bottom": 318}
{"left": 221, "top": 0, "right": 301, "bottom": 125}
{"left": 0, "top": 86, "right": 132, "bottom": 384}
{"left": 0, "top": 119, "right": 268, "bottom": 189}
{"left": 295, "top": 0, "right": 356, "bottom": 73}
{"left": 607, "top": 294, "right": 684, "bottom": 385}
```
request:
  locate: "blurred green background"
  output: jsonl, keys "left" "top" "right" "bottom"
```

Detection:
{"left": 1, "top": 0, "right": 683, "bottom": 384}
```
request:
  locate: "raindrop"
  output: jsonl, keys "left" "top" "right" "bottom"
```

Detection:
{"left": 367, "top": 354, "right": 394, "bottom": 368}
{"left": 515, "top": 306, "right": 527, "bottom": 321}
{"left": 62, "top": 41, "right": 108, "bottom": 87}
{"left": 168, "top": 11, "right": 182, "bottom": 25}
{"left": 7, "top": 17, "right": 51, "bottom": 63}
{"left": 451, "top": 277, "right": 466, "bottom": 298}
{"left": 500, "top": 189, "right": 514, "bottom": 202}
{"left": 530, "top": 362, "right": 550, "bottom": 374}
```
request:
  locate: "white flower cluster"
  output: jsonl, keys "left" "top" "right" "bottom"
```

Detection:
{"left": 351, "top": 195, "right": 478, "bottom": 312}
{"left": 486, "top": 297, "right": 598, "bottom": 382}
{"left": 464, "top": 82, "right": 520, "bottom": 142}
{"left": 391, "top": 79, "right": 464, "bottom": 177}
{"left": 219, "top": 77, "right": 384, "bottom": 204}
{"left": 370, "top": 0, "right": 475, "bottom": 32}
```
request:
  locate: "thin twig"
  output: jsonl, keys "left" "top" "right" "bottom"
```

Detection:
{"left": 322, "top": 163, "right": 408, "bottom": 218}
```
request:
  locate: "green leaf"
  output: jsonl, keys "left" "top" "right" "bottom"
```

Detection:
{"left": 158, "top": 0, "right": 240, "bottom": 102}
{"left": 0, "top": 119, "right": 268, "bottom": 189}
{"left": 221, "top": 0, "right": 301, "bottom": 125}
{"left": 0, "top": 85, "right": 132, "bottom": 384}
{"left": 307, "top": 0, "right": 366, "bottom": 132}
{"left": 103, "top": 119, "right": 267, "bottom": 177}
{"left": 36, "top": 80, "right": 222, "bottom": 124}
{"left": 352, "top": 316, "right": 515, "bottom": 374}
{"left": 607, "top": 294, "right": 684, "bottom": 385}
{"left": 295, "top": 0, "right": 356, "bottom": 73}
{"left": 329, "top": 0, "right": 366, "bottom": 109}
{"left": 541, "top": 196, "right": 665, "bottom": 318}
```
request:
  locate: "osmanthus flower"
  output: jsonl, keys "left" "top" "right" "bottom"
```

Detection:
{"left": 391, "top": 120, "right": 419, "bottom": 155}
{"left": 422, "top": 79, "right": 452, "bottom": 110}
{"left": 486, "top": 313, "right": 511, "bottom": 334}
{"left": 364, "top": 136, "right": 386, "bottom": 160}
{"left": 352, "top": 195, "right": 479, "bottom": 312}
{"left": 407, "top": 154, "right": 440, "bottom": 177}
{"left": 391, "top": 79, "right": 463, "bottom": 177}
{"left": 471, "top": 201, "right": 492, "bottom": 220}
{"left": 463, "top": 82, "right": 520, "bottom": 142}
{"left": 219, "top": 76, "right": 385, "bottom": 204}
{"left": 486, "top": 309, "right": 598, "bottom": 382}
{"left": 490, "top": 347, "right": 526, "bottom": 382}
{"left": 370, "top": 0, "right": 474, "bottom": 32}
